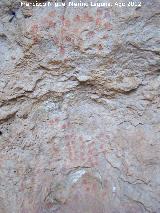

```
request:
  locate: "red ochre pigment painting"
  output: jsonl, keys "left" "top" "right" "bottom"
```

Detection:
{"left": 29, "top": 10, "right": 112, "bottom": 55}
{"left": 1, "top": 1, "right": 159, "bottom": 212}
{"left": 48, "top": 117, "right": 109, "bottom": 168}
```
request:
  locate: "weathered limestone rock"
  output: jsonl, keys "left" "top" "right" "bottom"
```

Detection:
{"left": 0, "top": 0, "right": 160, "bottom": 212}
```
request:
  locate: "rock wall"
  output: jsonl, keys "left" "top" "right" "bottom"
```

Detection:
{"left": 0, "top": 0, "right": 160, "bottom": 212}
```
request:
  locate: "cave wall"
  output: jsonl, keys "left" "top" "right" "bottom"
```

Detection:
{"left": 0, "top": 0, "right": 160, "bottom": 212}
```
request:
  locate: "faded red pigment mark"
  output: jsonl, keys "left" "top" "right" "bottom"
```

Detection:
{"left": 82, "top": 177, "right": 108, "bottom": 195}
{"left": 96, "top": 8, "right": 104, "bottom": 16}
{"left": 61, "top": 123, "right": 67, "bottom": 129}
{"left": 47, "top": 119, "right": 108, "bottom": 167}
{"left": 87, "top": 31, "right": 95, "bottom": 38}
{"left": 65, "top": 36, "right": 72, "bottom": 42}
{"left": 97, "top": 132, "right": 110, "bottom": 140}
{"left": 30, "top": 24, "right": 40, "bottom": 43}
{"left": 103, "top": 34, "right": 109, "bottom": 39}
{"left": 82, "top": 179, "right": 88, "bottom": 185}
{"left": 63, "top": 19, "right": 71, "bottom": 27}
{"left": 80, "top": 143, "right": 85, "bottom": 151}
{"left": 52, "top": 147, "right": 59, "bottom": 154}
{"left": 19, "top": 180, "right": 25, "bottom": 192}
{"left": 55, "top": 117, "right": 60, "bottom": 123}
{"left": 102, "top": 191, "right": 107, "bottom": 197}
{"left": 104, "top": 22, "right": 112, "bottom": 31}
{"left": 69, "top": 143, "right": 76, "bottom": 161}
{"left": 33, "top": 36, "right": 39, "bottom": 43}
{"left": 72, "top": 28, "right": 80, "bottom": 34}
{"left": 47, "top": 20, "right": 56, "bottom": 28}
{"left": 45, "top": 202, "right": 54, "bottom": 209}
{"left": 21, "top": 209, "right": 29, "bottom": 213}
{"left": 31, "top": 24, "right": 39, "bottom": 32}
{"left": 83, "top": 12, "right": 93, "bottom": 22}
{"left": 42, "top": 17, "right": 56, "bottom": 28}
{"left": 61, "top": 15, "right": 65, "bottom": 22}
{"left": 82, "top": 179, "right": 91, "bottom": 192}
{"left": 48, "top": 11, "right": 56, "bottom": 17}
{"left": 96, "top": 18, "right": 102, "bottom": 26}
{"left": 80, "top": 151, "right": 85, "bottom": 161}
{"left": 74, "top": 15, "right": 81, "bottom": 22}
{"left": 84, "top": 181, "right": 98, "bottom": 192}
{"left": 99, "top": 144, "right": 106, "bottom": 152}
{"left": 64, "top": 136, "right": 107, "bottom": 167}
{"left": 52, "top": 36, "right": 59, "bottom": 45}
{"left": 48, "top": 117, "right": 60, "bottom": 125}
{"left": 98, "top": 44, "right": 103, "bottom": 50}
{"left": 59, "top": 46, "right": 65, "bottom": 55}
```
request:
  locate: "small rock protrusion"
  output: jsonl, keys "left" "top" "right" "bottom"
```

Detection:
{"left": 76, "top": 75, "right": 90, "bottom": 82}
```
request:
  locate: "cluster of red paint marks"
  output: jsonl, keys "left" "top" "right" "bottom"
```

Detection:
{"left": 82, "top": 178, "right": 98, "bottom": 192}
{"left": 29, "top": 10, "right": 58, "bottom": 43}
{"left": 47, "top": 20, "right": 56, "bottom": 28}
{"left": 91, "top": 8, "right": 113, "bottom": 32}
{"left": 48, "top": 117, "right": 72, "bottom": 131}
{"left": 31, "top": 24, "right": 39, "bottom": 32}
{"left": 41, "top": 16, "right": 57, "bottom": 29}
{"left": 81, "top": 176, "right": 108, "bottom": 197}
{"left": 63, "top": 133, "right": 108, "bottom": 168}
{"left": 47, "top": 118, "right": 109, "bottom": 165}
{"left": 29, "top": 8, "right": 112, "bottom": 54}
{"left": 68, "top": 9, "right": 113, "bottom": 54}
{"left": 30, "top": 19, "right": 53, "bottom": 43}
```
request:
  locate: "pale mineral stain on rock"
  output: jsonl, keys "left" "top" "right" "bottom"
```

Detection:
{"left": 0, "top": 0, "right": 160, "bottom": 212}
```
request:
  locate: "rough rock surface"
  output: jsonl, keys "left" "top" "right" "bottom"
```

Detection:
{"left": 0, "top": 0, "right": 160, "bottom": 212}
